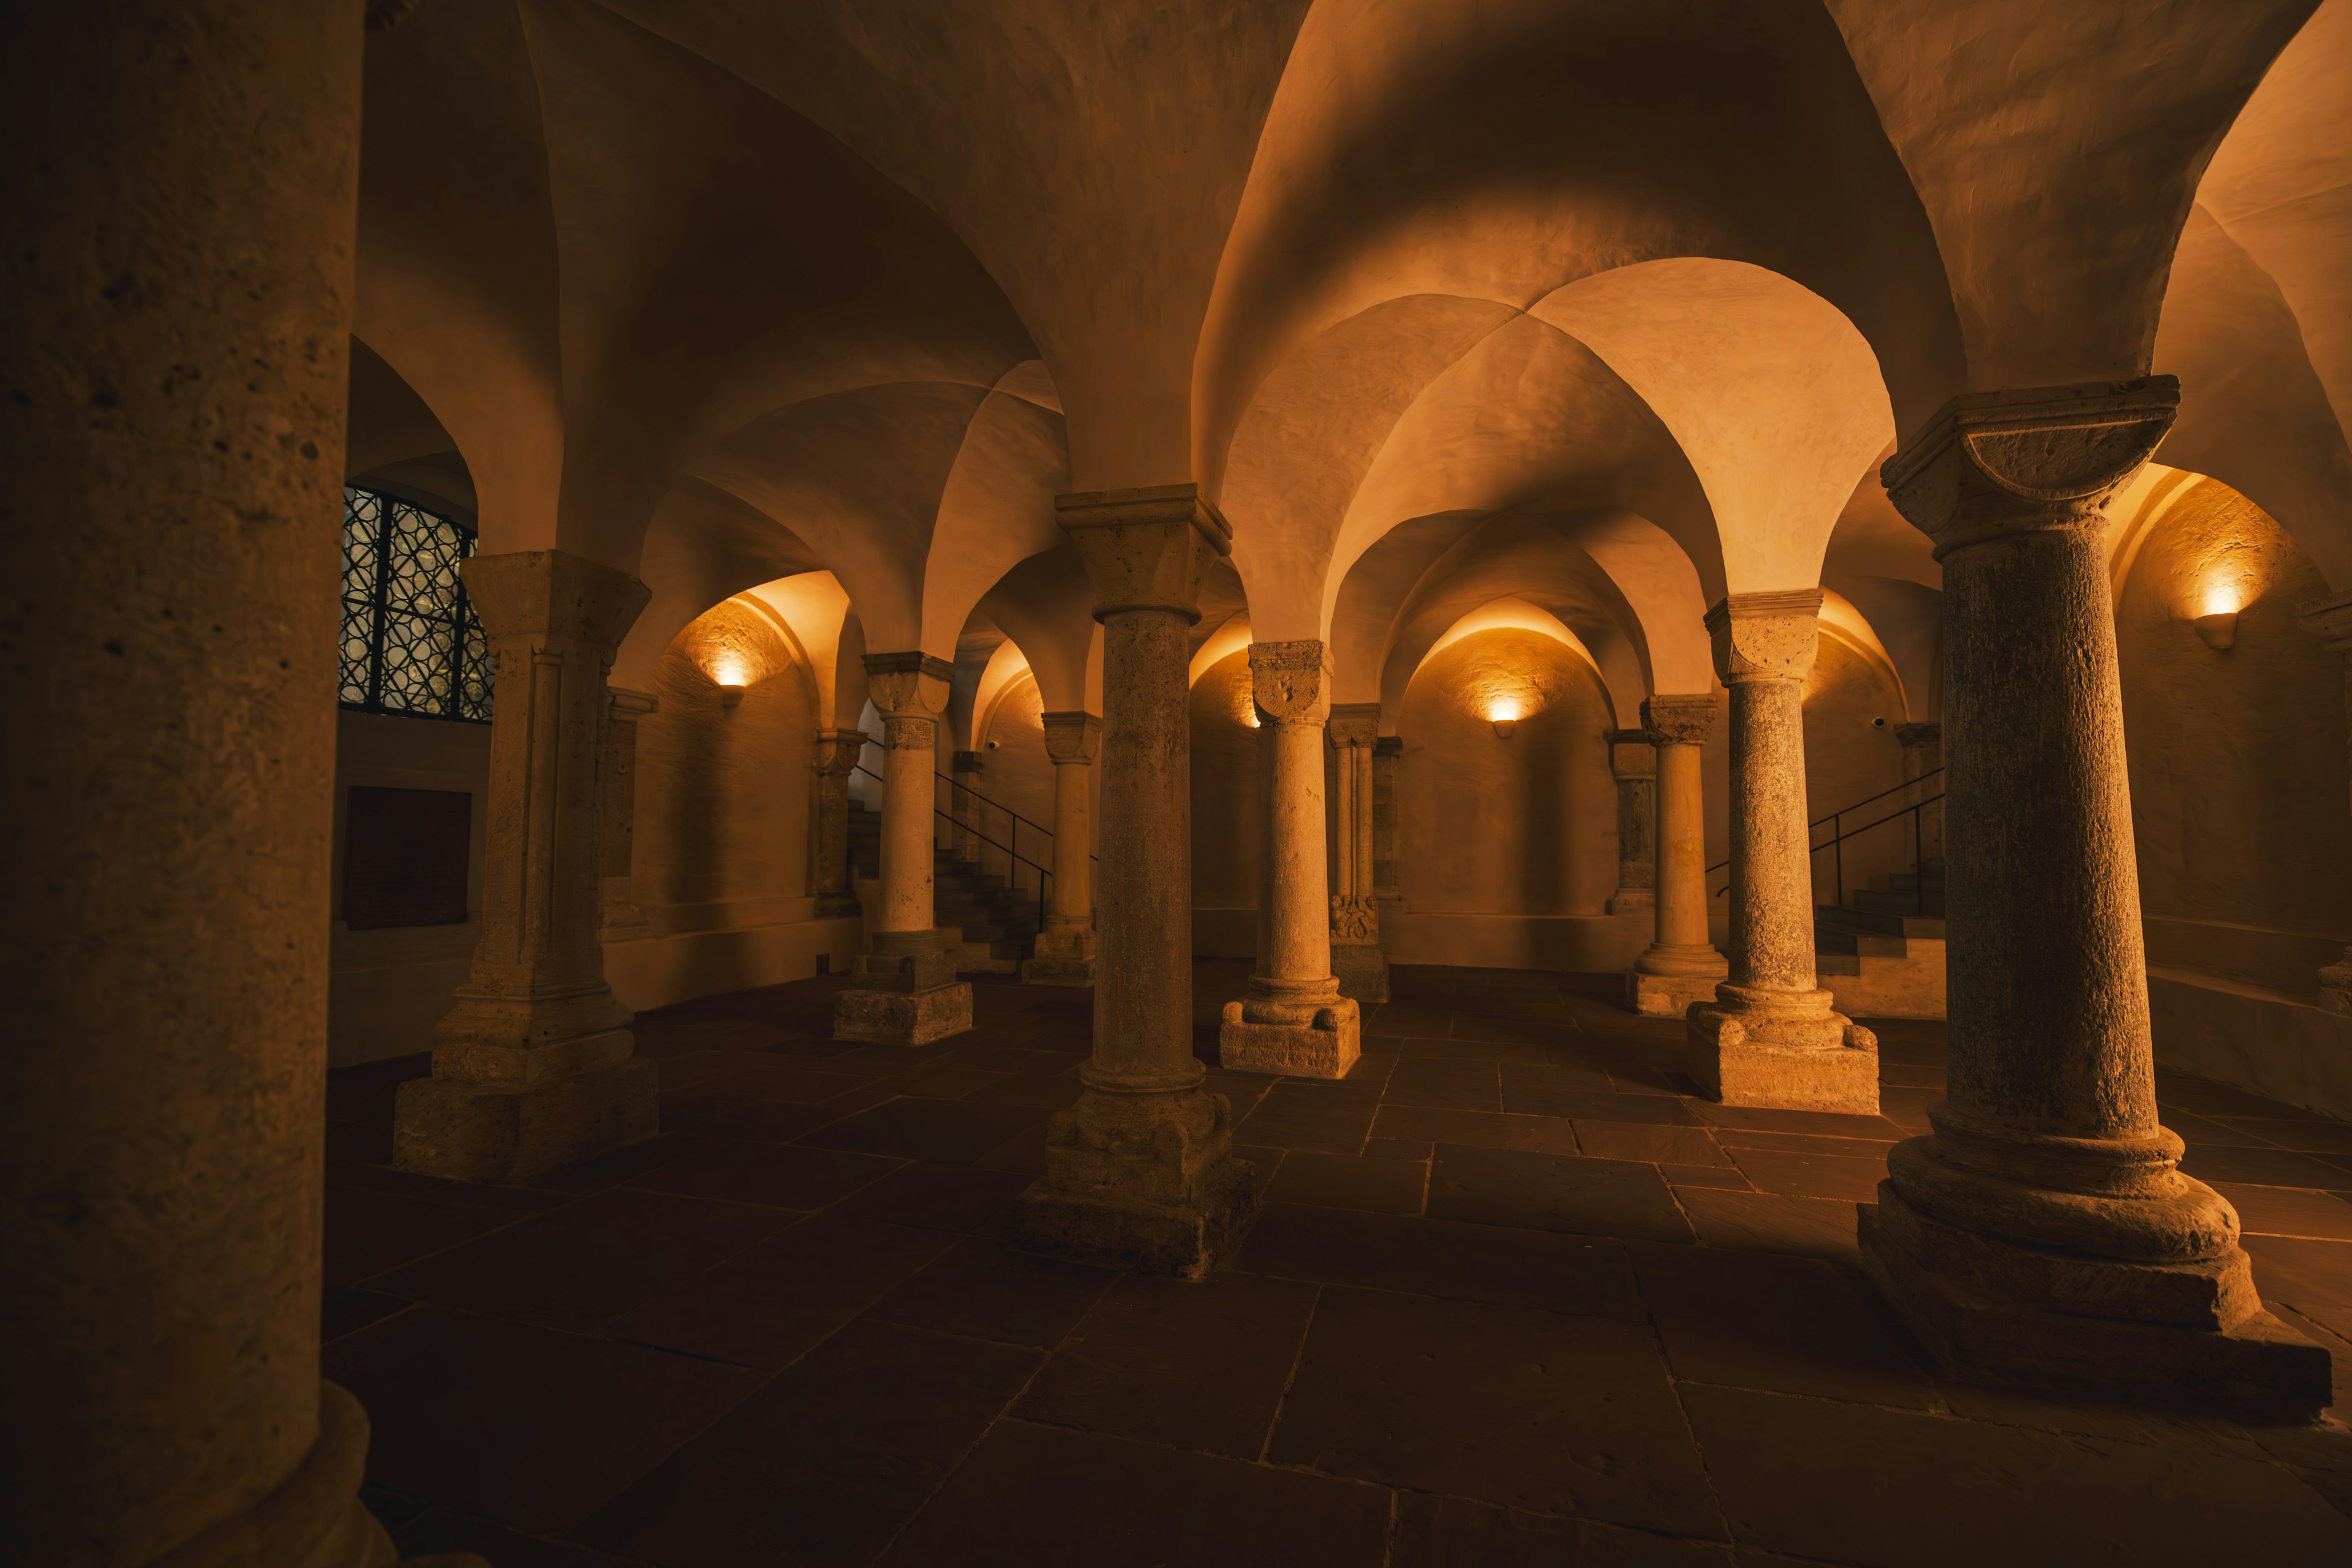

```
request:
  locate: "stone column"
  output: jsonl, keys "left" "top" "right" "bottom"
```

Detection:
{"left": 600, "top": 687, "right": 658, "bottom": 941}
{"left": 1011, "top": 484, "right": 1258, "bottom": 1276}
{"left": 2296, "top": 593, "right": 2352, "bottom": 1012}
{"left": 1023, "top": 712, "right": 1102, "bottom": 986}
{"left": 835, "top": 653, "right": 972, "bottom": 1044}
{"left": 1894, "top": 720, "right": 1945, "bottom": 866}
{"left": 809, "top": 729, "right": 865, "bottom": 918}
{"left": 1686, "top": 593, "right": 1879, "bottom": 1112}
{"left": 1325, "top": 703, "right": 1390, "bottom": 1004}
{"left": 395, "top": 552, "right": 660, "bottom": 1182}
{"left": 1373, "top": 734, "right": 1404, "bottom": 908}
{"left": 1606, "top": 727, "right": 1657, "bottom": 915}
{"left": 1627, "top": 696, "right": 1730, "bottom": 1016}
{"left": 0, "top": 3, "right": 454, "bottom": 1562}
{"left": 1863, "top": 379, "right": 2328, "bottom": 1420}
{"left": 1220, "top": 644, "right": 1363, "bottom": 1078}
{"left": 951, "top": 749, "right": 986, "bottom": 864}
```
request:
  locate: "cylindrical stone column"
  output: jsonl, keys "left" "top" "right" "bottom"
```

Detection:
{"left": 601, "top": 687, "right": 659, "bottom": 940}
{"left": 951, "top": 749, "right": 986, "bottom": 865}
{"left": 1023, "top": 712, "right": 1102, "bottom": 986}
{"left": 837, "top": 654, "right": 971, "bottom": 1045}
{"left": 1325, "top": 703, "right": 1390, "bottom": 1003}
{"left": 1894, "top": 720, "right": 1944, "bottom": 867}
{"left": 2300, "top": 597, "right": 2352, "bottom": 1012}
{"left": 1219, "top": 644, "right": 1362, "bottom": 1079}
{"left": 1, "top": 2, "right": 426, "bottom": 1563}
{"left": 809, "top": 728, "right": 865, "bottom": 918}
{"left": 1373, "top": 734, "right": 1403, "bottom": 908}
{"left": 1686, "top": 593, "right": 1878, "bottom": 1112}
{"left": 1866, "top": 380, "right": 2328, "bottom": 1420}
{"left": 1012, "top": 484, "right": 1256, "bottom": 1278}
{"left": 1606, "top": 727, "right": 1657, "bottom": 915}
{"left": 1627, "top": 696, "right": 1728, "bottom": 1017}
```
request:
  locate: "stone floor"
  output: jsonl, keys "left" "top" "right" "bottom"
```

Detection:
{"left": 325, "top": 963, "right": 2352, "bottom": 1566}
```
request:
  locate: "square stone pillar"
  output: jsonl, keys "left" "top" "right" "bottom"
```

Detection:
{"left": 2298, "top": 592, "right": 2352, "bottom": 1014}
{"left": 836, "top": 653, "right": 973, "bottom": 1045}
{"left": 1894, "top": 719, "right": 1945, "bottom": 867}
{"left": 1606, "top": 726, "right": 1657, "bottom": 914}
{"left": 1009, "top": 484, "right": 1259, "bottom": 1276}
{"left": 809, "top": 728, "right": 866, "bottom": 918}
{"left": 1326, "top": 703, "right": 1390, "bottom": 1004}
{"left": 1863, "top": 379, "right": 2329, "bottom": 1421}
{"left": 1023, "top": 711, "right": 1101, "bottom": 986}
{"left": 395, "top": 551, "right": 660, "bottom": 1184}
{"left": 951, "top": 748, "right": 986, "bottom": 864}
{"left": 1627, "top": 696, "right": 1730, "bottom": 1016}
{"left": 1219, "top": 644, "right": 1363, "bottom": 1077}
{"left": 600, "top": 687, "right": 658, "bottom": 941}
{"left": 1373, "top": 735, "right": 1404, "bottom": 909}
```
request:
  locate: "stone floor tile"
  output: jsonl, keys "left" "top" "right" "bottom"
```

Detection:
{"left": 2213, "top": 1117, "right": 2352, "bottom": 1155}
{"left": 2179, "top": 1143, "right": 2352, "bottom": 1189}
{"left": 666, "top": 1057, "right": 876, "bottom": 1108}
{"left": 1575, "top": 1122, "right": 1734, "bottom": 1167}
{"left": 1501, "top": 1087, "right": 1701, "bottom": 1125}
{"left": 322, "top": 1285, "right": 409, "bottom": 1344}
{"left": 1429, "top": 1143, "right": 1695, "bottom": 1245}
{"left": 1502, "top": 1058, "right": 1620, "bottom": 1096}
{"left": 797, "top": 1096, "right": 1047, "bottom": 1163}
{"left": 862, "top": 1238, "right": 1119, "bottom": 1349}
{"left": 971, "top": 1120, "right": 1049, "bottom": 1175}
{"left": 527, "top": 1132, "right": 708, "bottom": 1196}
{"left": 1449, "top": 1013, "right": 1575, "bottom": 1047}
{"left": 621, "top": 1137, "right": 904, "bottom": 1211}
{"left": 959, "top": 1071, "right": 1085, "bottom": 1109}
{"left": 943, "top": 1043, "right": 1085, "bottom": 1074}
{"left": 1398, "top": 1036, "right": 1555, "bottom": 1064}
{"left": 1688, "top": 1102, "right": 1907, "bottom": 1140}
{"left": 827, "top": 1161, "right": 1036, "bottom": 1233}
{"left": 323, "top": 1181, "right": 537, "bottom": 1287}
{"left": 1015, "top": 1272, "right": 1321, "bottom": 1458}
{"left": 1390, "top": 1493, "right": 1736, "bottom": 1567}
{"left": 1877, "top": 1062, "right": 1947, "bottom": 1090}
{"left": 1674, "top": 1189, "right": 1863, "bottom": 1264}
{"left": 328, "top": 1305, "right": 763, "bottom": 1536}
{"left": 1263, "top": 1149, "right": 1430, "bottom": 1215}
{"left": 1267, "top": 1286, "right": 1721, "bottom": 1538}
{"left": 1626, "top": 1244, "right": 1934, "bottom": 1409}
{"left": 2157, "top": 1074, "right": 2335, "bottom": 1120}
{"left": 685, "top": 1097, "right": 847, "bottom": 1145}
{"left": 1372, "top": 1104, "right": 1583, "bottom": 1154}
{"left": 1364, "top": 1135, "right": 1435, "bottom": 1159}
{"left": 876, "top": 1063, "right": 1006, "bottom": 1101}
{"left": 394, "top": 1512, "right": 643, "bottom": 1567}
{"left": 1365, "top": 1003, "right": 1453, "bottom": 1037}
{"left": 1679, "top": 1383, "right": 2352, "bottom": 1567}
{"left": 366, "top": 1188, "right": 799, "bottom": 1330}
{"left": 1722, "top": 1148, "right": 1891, "bottom": 1203}
{"left": 2159, "top": 1107, "right": 2286, "bottom": 1148}
{"left": 2242, "top": 1234, "right": 2352, "bottom": 1344}
{"left": 881, "top": 1419, "right": 1393, "bottom": 1567}
{"left": 1932, "top": 1381, "right": 2269, "bottom": 1463}
{"left": 1235, "top": 1204, "right": 1649, "bottom": 1321}
{"left": 1384, "top": 1057, "right": 1504, "bottom": 1112}
{"left": 1610, "top": 1065, "right": 1696, "bottom": 1098}
{"left": 606, "top": 1215, "right": 958, "bottom": 1369}
{"left": 2215, "top": 1182, "right": 2352, "bottom": 1241}
{"left": 574, "top": 1319, "right": 1039, "bottom": 1568}
{"left": 1708, "top": 1127, "right": 1898, "bottom": 1155}
{"left": 1238, "top": 1085, "right": 1379, "bottom": 1154}
{"left": 1666, "top": 1166, "right": 1755, "bottom": 1191}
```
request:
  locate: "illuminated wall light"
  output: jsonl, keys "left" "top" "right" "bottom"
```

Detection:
{"left": 1487, "top": 697, "right": 1521, "bottom": 738}
{"left": 2192, "top": 581, "right": 2242, "bottom": 651}
{"left": 708, "top": 650, "right": 753, "bottom": 707}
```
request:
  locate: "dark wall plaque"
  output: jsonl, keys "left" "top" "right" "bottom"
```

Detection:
{"left": 342, "top": 786, "right": 472, "bottom": 930}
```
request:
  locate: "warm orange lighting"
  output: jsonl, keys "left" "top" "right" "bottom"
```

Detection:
{"left": 1492, "top": 717, "right": 1515, "bottom": 737}
{"left": 708, "top": 652, "right": 753, "bottom": 688}
{"left": 2193, "top": 611, "right": 2238, "bottom": 652}
{"left": 2198, "top": 581, "right": 2243, "bottom": 619}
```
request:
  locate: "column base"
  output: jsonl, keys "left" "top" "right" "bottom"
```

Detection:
{"left": 834, "top": 979, "right": 974, "bottom": 1045}
{"left": 1008, "top": 1083, "right": 1262, "bottom": 1279}
{"left": 1687, "top": 984, "right": 1879, "bottom": 1113}
{"left": 1330, "top": 941, "right": 1390, "bottom": 1005}
{"left": 393, "top": 1057, "right": 658, "bottom": 1185}
{"left": 1219, "top": 995, "right": 1362, "bottom": 1079}
{"left": 1607, "top": 888, "right": 1656, "bottom": 914}
{"left": 1627, "top": 944, "right": 1728, "bottom": 1017}
{"left": 1859, "top": 1186, "right": 2333, "bottom": 1425}
{"left": 1024, "top": 923, "right": 1096, "bottom": 986}
{"left": 1021, "top": 954, "right": 1096, "bottom": 986}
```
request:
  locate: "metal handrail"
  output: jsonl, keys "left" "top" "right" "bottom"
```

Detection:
{"left": 1708, "top": 769, "right": 1945, "bottom": 915}
{"left": 853, "top": 762, "right": 1054, "bottom": 934}
{"left": 935, "top": 766, "right": 1101, "bottom": 867}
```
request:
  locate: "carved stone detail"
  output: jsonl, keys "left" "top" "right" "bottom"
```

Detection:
{"left": 1330, "top": 894, "right": 1379, "bottom": 943}
{"left": 1055, "top": 483, "right": 1233, "bottom": 622}
{"left": 1248, "top": 639, "right": 1330, "bottom": 725}
{"left": 862, "top": 650, "right": 954, "bottom": 721}
{"left": 1327, "top": 703, "right": 1380, "bottom": 749}
{"left": 1041, "top": 710, "right": 1103, "bottom": 765}
{"left": 883, "top": 715, "right": 934, "bottom": 752}
{"left": 1894, "top": 721, "right": 1943, "bottom": 750}
{"left": 1640, "top": 694, "right": 1716, "bottom": 748}
{"left": 1706, "top": 590, "right": 1822, "bottom": 685}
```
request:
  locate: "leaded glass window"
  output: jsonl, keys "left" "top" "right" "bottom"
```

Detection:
{"left": 339, "top": 486, "right": 492, "bottom": 723}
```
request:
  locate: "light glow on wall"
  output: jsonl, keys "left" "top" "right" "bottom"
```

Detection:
{"left": 707, "top": 650, "right": 753, "bottom": 689}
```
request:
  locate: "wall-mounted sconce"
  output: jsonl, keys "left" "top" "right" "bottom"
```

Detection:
{"left": 2193, "top": 611, "right": 2238, "bottom": 651}
{"left": 718, "top": 682, "right": 746, "bottom": 708}
{"left": 1492, "top": 717, "right": 1515, "bottom": 738}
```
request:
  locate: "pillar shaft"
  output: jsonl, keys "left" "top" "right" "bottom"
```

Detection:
{"left": 601, "top": 687, "right": 658, "bottom": 940}
{"left": 1863, "top": 379, "right": 2328, "bottom": 1420}
{"left": 1627, "top": 695, "right": 1727, "bottom": 1016}
{"left": 0, "top": 1, "right": 399, "bottom": 1561}
{"left": 1326, "top": 703, "right": 1389, "bottom": 1004}
{"left": 1895, "top": 720, "right": 1945, "bottom": 866}
{"left": 1686, "top": 594, "right": 1877, "bottom": 1112}
{"left": 1606, "top": 728, "right": 1657, "bottom": 914}
{"left": 810, "top": 729, "right": 864, "bottom": 918}
{"left": 2296, "top": 595, "right": 2352, "bottom": 1011}
{"left": 1373, "top": 735, "right": 1403, "bottom": 905}
{"left": 879, "top": 712, "right": 943, "bottom": 937}
{"left": 1024, "top": 711, "right": 1101, "bottom": 986}
{"left": 951, "top": 750, "right": 985, "bottom": 864}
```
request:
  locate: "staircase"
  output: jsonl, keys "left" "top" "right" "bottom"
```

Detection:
{"left": 846, "top": 801, "right": 1042, "bottom": 974}
{"left": 1817, "top": 856, "right": 1945, "bottom": 1019}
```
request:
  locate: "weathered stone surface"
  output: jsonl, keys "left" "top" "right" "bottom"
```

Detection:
{"left": 1688, "top": 986, "right": 1879, "bottom": 1114}
{"left": 1219, "top": 1000, "right": 1363, "bottom": 1079}
{"left": 1330, "top": 941, "right": 1392, "bottom": 1006}
{"left": 391, "top": 1060, "right": 660, "bottom": 1186}
{"left": 1009, "top": 1083, "right": 1261, "bottom": 1279}
{"left": 833, "top": 981, "right": 975, "bottom": 1046}
{"left": 1025, "top": 710, "right": 1102, "bottom": 989}
{"left": 1630, "top": 695, "right": 1727, "bottom": 1012}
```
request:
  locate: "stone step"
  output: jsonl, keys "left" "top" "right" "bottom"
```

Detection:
{"left": 1819, "top": 903, "right": 1945, "bottom": 940}
{"left": 1852, "top": 887, "right": 1946, "bottom": 919}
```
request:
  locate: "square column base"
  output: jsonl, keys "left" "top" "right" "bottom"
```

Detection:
{"left": 1859, "top": 1189, "right": 2332, "bottom": 1425}
{"left": 1020, "top": 954, "right": 1096, "bottom": 986}
{"left": 1628, "top": 967, "right": 1721, "bottom": 1018}
{"left": 834, "top": 980, "right": 973, "bottom": 1045}
{"left": 1011, "top": 1157, "right": 1261, "bottom": 1280}
{"left": 393, "top": 1057, "right": 660, "bottom": 1184}
{"left": 1688, "top": 998, "right": 1879, "bottom": 1113}
{"left": 1219, "top": 998, "right": 1362, "bottom": 1079}
{"left": 1008, "top": 1084, "right": 1262, "bottom": 1278}
{"left": 1607, "top": 888, "right": 1656, "bottom": 914}
{"left": 1331, "top": 942, "right": 1390, "bottom": 1005}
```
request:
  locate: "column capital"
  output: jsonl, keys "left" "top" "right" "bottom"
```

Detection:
{"left": 1055, "top": 482, "right": 1233, "bottom": 623}
{"left": 2298, "top": 589, "right": 2352, "bottom": 655}
{"left": 1248, "top": 639, "right": 1331, "bottom": 725}
{"left": 1893, "top": 720, "right": 1943, "bottom": 750}
{"left": 862, "top": 650, "right": 955, "bottom": 718}
{"left": 1041, "top": 710, "right": 1103, "bottom": 764}
{"left": 1706, "top": 590, "right": 1821, "bottom": 685}
{"left": 811, "top": 729, "right": 865, "bottom": 777}
{"left": 1374, "top": 735, "right": 1404, "bottom": 759}
{"left": 608, "top": 686, "right": 659, "bottom": 720}
{"left": 1641, "top": 693, "right": 1716, "bottom": 747}
{"left": 1327, "top": 703, "right": 1381, "bottom": 748}
{"left": 1607, "top": 728, "right": 1657, "bottom": 780}
{"left": 1883, "top": 377, "right": 2179, "bottom": 556}
{"left": 462, "top": 549, "right": 649, "bottom": 650}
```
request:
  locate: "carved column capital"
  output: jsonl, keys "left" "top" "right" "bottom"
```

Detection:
{"left": 1882, "top": 377, "right": 2179, "bottom": 555}
{"left": 608, "top": 687, "right": 659, "bottom": 722}
{"left": 1055, "top": 483, "right": 1233, "bottom": 623}
{"left": 1041, "top": 710, "right": 1104, "bottom": 765}
{"left": 1607, "top": 728, "right": 1657, "bottom": 780}
{"left": 811, "top": 728, "right": 865, "bottom": 777}
{"left": 1641, "top": 693, "right": 1716, "bottom": 748}
{"left": 1248, "top": 639, "right": 1331, "bottom": 726}
{"left": 862, "top": 650, "right": 954, "bottom": 720}
{"left": 1706, "top": 590, "right": 1822, "bottom": 685}
{"left": 1327, "top": 703, "right": 1381, "bottom": 749}
{"left": 463, "top": 549, "right": 650, "bottom": 652}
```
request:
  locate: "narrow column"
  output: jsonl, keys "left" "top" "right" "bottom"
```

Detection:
{"left": 396, "top": 552, "right": 660, "bottom": 1181}
{"left": 1220, "top": 644, "right": 1363, "bottom": 1078}
{"left": 1606, "top": 727, "right": 1657, "bottom": 915}
{"left": 1863, "top": 380, "right": 2328, "bottom": 1420}
{"left": 1627, "top": 696, "right": 1730, "bottom": 1016}
{"left": 1894, "top": 720, "right": 1945, "bottom": 867}
{"left": 951, "top": 749, "right": 986, "bottom": 864}
{"left": 1686, "top": 593, "right": 1879, "bottom": 1111}
{"left": 1023, "top": 712, "right": 1102, "bottom": 986}
{"left": 0, "top": 2, "right": 422, "bottom": 1561}
{"left": 1373, "top": 735, "right": 1404, "bottom": 908}
{"left": 835, "top": 654, "right": 972, "bottom": 1044}
{"left": 1326, "top": 703, "right": 1390, "bottom": 1003}
{"left": 1011, "top": 484, "right": 1258, "bottom": 1276}
{"left": 809, "top": 729, "right": 865, "bottom": 918}
{"left": 601, "top": 687, "right": 659, "bottom": 941}
{"left": 2301, "top": 598, "right": 2352, "bottom": 1011}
